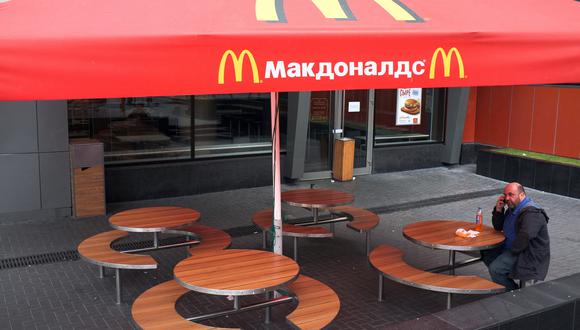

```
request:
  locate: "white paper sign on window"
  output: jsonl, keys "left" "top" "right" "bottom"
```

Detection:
{"left": 396, "top": 88, "right": 422, "bottom": 126}
{"left": 348, "top": 101, "right": 360, "bottom": 113}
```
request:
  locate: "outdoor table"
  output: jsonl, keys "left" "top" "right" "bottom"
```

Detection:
{"left": 281, "top": 188, "right": 354, "bottom": 225}
{"left": 109, "top": 206, "right": 201, "bottom": 248}
{"left": 173, "top": 249, "right": 300, "bottom": 322}
{"left": 403, "top": 220, "right": 505, "bottom": 274}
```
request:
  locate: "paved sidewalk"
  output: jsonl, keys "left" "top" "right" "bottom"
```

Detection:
{"left": 1, "top": 165, "right": 578, "bottom": 329}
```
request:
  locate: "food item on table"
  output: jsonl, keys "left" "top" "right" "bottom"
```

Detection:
{"left": 455, "top": 228, "right": 479, "bottom": 238}
{"left": 401, "top": 98, "right": 421, "bottom": 115}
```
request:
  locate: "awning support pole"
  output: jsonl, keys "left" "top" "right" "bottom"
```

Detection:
{"left": 271, "top": 92, "right": 283, "bottom": 256}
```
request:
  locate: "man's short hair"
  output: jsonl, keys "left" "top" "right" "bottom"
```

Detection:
{"left": 516, "top": 183, "right": 526, "bottom": 195}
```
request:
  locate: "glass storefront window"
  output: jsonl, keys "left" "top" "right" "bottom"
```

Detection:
{"left": 193, "top": 93, "right": 286, "bottom": 158}
{"left": 68, "top": 96, "right": 192, "bottom": 163}
{"left": 373, "top": 88, "right": 445, "bottom": 146}
{"left": 68, "top": 93, "right": 287, "bottom": 163}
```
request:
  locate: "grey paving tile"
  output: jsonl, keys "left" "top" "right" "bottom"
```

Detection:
{"left": 0, "top": 165, "right": 578, "bottom": 328}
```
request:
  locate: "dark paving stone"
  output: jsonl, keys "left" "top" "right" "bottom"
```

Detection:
{"left": 433, "top": 295, "right": 533, "bottom": 330}
{"left": 519, "top": 158, "right": 536, "bottom": 188}
{"left": 489, "top": 153, "right": 506, "bottom": 181}
{"left": 498, "top": 315, "right": 539, "bottom": 330}
{"left": 538, "top": 302, "right": 575, "bottom": 330}
{"left": 574, "top": 301, "right": 580, "bottom": 330}
{"left": 569, "top": 167, "right": 580, "bottom": 199}
{"left": 534, "top": 161, "right": 553, "bottom": 192}
{"left": 1, "top": 166, "right": 579, "bottom": 329}
{"left": 550, "top": 164, "right": 570, "bottom": 196}
{"left": 476, "top": 150, "right": 491, "bottom": 177}
{"left": 384, "top": 314, "right": 459, "bottom": 330}
{"left": 504, "top": 156, "right": 520, "bottom": 183}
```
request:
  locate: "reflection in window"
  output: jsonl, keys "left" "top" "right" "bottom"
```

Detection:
{"left": 374, "top": 88, "right": 445, "bottom": 146}
{"left": 193, "top": 93, "right": 287, "bottom": 158}
{"left": 68, "top": 97, "right": 192, "bottom": 163}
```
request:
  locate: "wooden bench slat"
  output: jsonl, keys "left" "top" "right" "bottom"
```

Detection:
{"left": 252, "top": 209, "right": 332, "bottom": 238}
{"left": 286, "top": 275, "right": 340, "bottom": 330}
{"left": 369, "top": 244, "right": 504, "bottom": 294}
{"left": 177, "top": 224, "right": 232, "bottom": 255}
{"left": 78, "top": 230, "right": 157, "bottom": 269}
{"left": 132, "top": 280, "right": 238, "bottom": 329}
{"left": 329, "top": 206, "right": 379, "bottom": 232}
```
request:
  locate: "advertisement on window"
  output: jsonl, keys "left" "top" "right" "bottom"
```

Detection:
{"left": 396, "top": 88, "right": 422, "bottom": 126}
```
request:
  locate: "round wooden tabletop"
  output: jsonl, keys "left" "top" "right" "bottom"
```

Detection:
{"left": 403, "top": 220, "right": 505, "bottom": 251}
{"left": 281, "top": 188, "right": 354, "bottom": 208}
{"left": 173, "top": 249, "right": 300, "bottom": 296}
{"left": 109, "top": 206, "right": 201, "bottom": 232}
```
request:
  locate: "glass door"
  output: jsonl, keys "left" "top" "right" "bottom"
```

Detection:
{"left": 302, "top": 90, "right": 373, "bottom": 179}
{"left": 343, "top": 90, "right": 373, "bottom": 175}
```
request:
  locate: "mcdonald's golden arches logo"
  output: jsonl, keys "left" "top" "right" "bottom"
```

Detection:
{"left": 429, "top": 47, "right": 465, "bottom": 79}
{"left": 218, "top": 50, "right": 261, "bottom": 85}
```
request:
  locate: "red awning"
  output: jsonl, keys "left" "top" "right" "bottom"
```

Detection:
{"left": 1, "top": 0, "right": 580, "bottom": 100}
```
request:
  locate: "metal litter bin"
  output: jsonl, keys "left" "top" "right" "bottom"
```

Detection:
{"left": 70, "top": 139, "right": 106, "bottom": 218}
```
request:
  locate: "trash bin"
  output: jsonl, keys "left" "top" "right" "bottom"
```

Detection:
{"left": 69, "top": 138, "right": 106, "bottom": 218}
{"left": 332, "top": 138, "right": 355, "bottom": 181}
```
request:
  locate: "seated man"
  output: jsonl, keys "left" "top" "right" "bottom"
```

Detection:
{"left": 482, "top": 182, "right": 550, "bottom": 290}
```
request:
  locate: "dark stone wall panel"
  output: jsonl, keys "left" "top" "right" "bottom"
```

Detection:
{"left": 105, "top": 155, "right": 276, "bottom": 203}
{"left": 373, "top": 144, "right": 444, "bottom": 174}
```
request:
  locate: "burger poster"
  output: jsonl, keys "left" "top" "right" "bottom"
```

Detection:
{"left": 396, "top": 88, "right": 422, "bottom": 126}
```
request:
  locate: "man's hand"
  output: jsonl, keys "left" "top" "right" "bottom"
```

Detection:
{"left": 495, "top": 195, "right": 506, "bottom": 213}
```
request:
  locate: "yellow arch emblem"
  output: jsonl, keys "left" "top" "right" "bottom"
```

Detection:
{"left": 429, "top": 47, "right": 465, "bottom": 79}
{"left": 256, "top": 0, "right": 420, "bottom": 22}
{"left": 218, "top": 50, "right": 260, "bottom": 84}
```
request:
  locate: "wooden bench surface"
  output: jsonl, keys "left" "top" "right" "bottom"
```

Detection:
{"left": 369, "top": 244, "right": 504, "bottom": 294}
{"left": 281, "top": 189, "right": 354, "bottom": 209}
{"left": 329, "top": 206, "right": 380, "bottom": 232}
{"left": 286, "top": 275, "right": 340, "bottom": 330}
{"left": 179, "top": 224, "right": 232, "bottom": 255}
{"left": 78, "top": 230, "right": 157, "bottom": 269}
{"left": 131, "top": 280, "right": 238, "bottom": 330}
{"left": 109, "top": 206, "right": 201, "bottom": 232}
{"left": 252, "top": 209, "right": 333, "bottom": 238}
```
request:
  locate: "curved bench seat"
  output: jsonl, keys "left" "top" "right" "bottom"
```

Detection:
{"left": 369, "top": 244, "right": 504, "bottom": 309}
{"left": 132, "top": 280, "right": 238, "bottom": 330}
{"left": 163, "top": 224, "right": 232, "bottom": 256}
{"left": 78, "top": 230, "right": 158, "bottom": 304}
{"left": 330, "top": 206, "right": 380, "bottom": 255}
{"left": 329, "top": 206, "right": 379, "bottom": 232}
{"left": 286, "top": 275, "right": 340, "bottom": 330}
{"left": 133, "top": 276, "right": 339, "bottom": 330}
{"left": 252, "top": 209, "right": 332, "bottom": 261}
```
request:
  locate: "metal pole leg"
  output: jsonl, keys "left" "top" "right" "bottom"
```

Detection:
{"left": 233, "top": 296, "right": 240, "bottom": 310}
{"left": 115, "top": 269, "right": 122, "bottom": 305}
{"left": 378, "top": 274, "right": 384, "bottom": 302}
{"left": 365, "top": 232, "right": 371, "bottom": 256}
{"left": 446, "top": 293, "right": 452, "bottom": 310}
{"left": 99, "top": 266, "right": 105, "bottom": 279}
{"left": 293, "top": 237, "right": 298, "bottom": 261}
{"left": 330, "top": 223, "right": 335, "bottom": 235}
{"left": 262, "top": 231, "right": 267, "bottom": 249}
{"left": 313, "top": 208, "right": 319, "bottom": 223}
{"left": 153, "top": 232, "right": 159, "bottom": 248}
{"left": 448, "top": 251, "right": 456, "bottom": 275}
{"left": 265, "top": 291, "right": 272, "bottom": 324}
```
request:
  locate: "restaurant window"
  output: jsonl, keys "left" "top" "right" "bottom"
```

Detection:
{"left": 68, "top": 96, "right": 192, "bottom": 163}
{"left": 373, "top": 88, "right": 446, "bottom": 146}
{"left": 68, "top": 93, "right": 287, "bottom": 163}
{"left": 193, "top": 93, "right": 287, "bottom": 158}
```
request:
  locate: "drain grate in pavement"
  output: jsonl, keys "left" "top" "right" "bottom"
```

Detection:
{"left": 0, "top": 250, "right": 79, "bottom": 270}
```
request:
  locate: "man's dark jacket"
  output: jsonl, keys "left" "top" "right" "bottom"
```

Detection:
{"left": 492, "top": 204, "right": 550, "bottom": 281}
